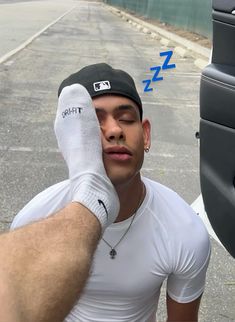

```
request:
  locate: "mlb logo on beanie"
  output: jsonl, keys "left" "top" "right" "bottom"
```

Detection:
{"left": 93, "top": 81, "right": 111, "bottom": 92}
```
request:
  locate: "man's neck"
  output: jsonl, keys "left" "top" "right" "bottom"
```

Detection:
{"left": 114, "top": 174, "right": 145, "bottom": 223}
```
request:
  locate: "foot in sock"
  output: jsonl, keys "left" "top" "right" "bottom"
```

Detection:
{"left": 54, "top": 84, "right": 119, "bottom": 230}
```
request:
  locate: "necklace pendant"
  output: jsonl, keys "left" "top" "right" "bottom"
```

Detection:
{"left": 109, "top": 248, "right": 117, "bottom": 259}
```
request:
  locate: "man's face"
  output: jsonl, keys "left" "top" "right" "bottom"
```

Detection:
{"left": 93, "top": 94, "right": 151, "bottom": 187}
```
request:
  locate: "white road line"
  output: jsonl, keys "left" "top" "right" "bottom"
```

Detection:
{"left": 0, "top": 5, "right": 76, "bottom": 64}
{"left": 150, "top": 152, "right": 175, "bottom": 158}
{"left": 10, "top": 147, "right": 33, "bottom": 152}
{"left": 143, "top": 167, "right": 198, "bottom": 173}
{"left": 141, "top": 101, "right": 198, "bottom": 107}
{"left": 0, "top": 146, "right": 59, "bottom": 153}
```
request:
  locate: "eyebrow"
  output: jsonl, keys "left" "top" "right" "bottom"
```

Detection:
{"left": 95, "top": 104, "right": 137, "bottom": 114}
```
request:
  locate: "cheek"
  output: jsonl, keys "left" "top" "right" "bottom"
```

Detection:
{"left": 129, "top": 129, "right": 145, "bottom": 150}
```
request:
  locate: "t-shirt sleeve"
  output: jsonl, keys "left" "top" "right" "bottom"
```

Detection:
{"left": 166, "top": 218, "right": 211, "bottom": 303}
{"left": 11, "top": 179, "right": 71, "bottom": 230}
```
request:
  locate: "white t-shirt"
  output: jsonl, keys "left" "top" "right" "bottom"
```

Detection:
{"left": 11, "top": 177, "right": 211, "bottom": 322}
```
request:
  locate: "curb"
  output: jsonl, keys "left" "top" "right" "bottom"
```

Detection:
{"left": 105, "top": 4, "right": 210, "bottom": 70}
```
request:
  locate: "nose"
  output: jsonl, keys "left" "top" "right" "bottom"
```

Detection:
{"left": 102, "top": 117, "right": 125, "bottom": 142}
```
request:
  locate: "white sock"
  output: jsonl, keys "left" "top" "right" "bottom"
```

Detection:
{"left": 54, "top": 84, "right": 119, "bottom": 229}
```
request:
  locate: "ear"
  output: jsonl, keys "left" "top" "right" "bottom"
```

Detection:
{"left": 142, "top": 119, "right": 151, "bottom": 150}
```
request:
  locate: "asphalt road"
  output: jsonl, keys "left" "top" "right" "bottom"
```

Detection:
{"left": 0, "top": 1, "right": 234, "bottom": 321}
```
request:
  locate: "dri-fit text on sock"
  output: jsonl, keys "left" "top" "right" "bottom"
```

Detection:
{"left": 62, "top": 107, "right": 83, "bottom": 118}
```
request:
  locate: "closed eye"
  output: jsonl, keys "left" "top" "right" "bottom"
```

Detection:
{"left": 119, "top": 119, "right": 135, "bottom": 123}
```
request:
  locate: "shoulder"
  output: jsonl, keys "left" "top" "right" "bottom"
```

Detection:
{"left": 142, "top": 176, "right": 210, "bottom": 262}
{"left": 143, "top": 176, "right": 197, "bottom": 222}
{"left": 143, "top": 176, "right": 204, "bottom": 221}
{"left": 143, "top": 176, "right": 187, "bottom": 206}
{"left": 11, "top": 180, "right": 70, "bottom": 230}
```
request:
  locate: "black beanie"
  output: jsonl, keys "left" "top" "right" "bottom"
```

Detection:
{"left": 58, "top": 63, "right": 143, "bottom": 119}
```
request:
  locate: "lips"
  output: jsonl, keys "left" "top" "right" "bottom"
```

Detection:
{"left": 104, "top": 146, "right": 132, "bottom": 161}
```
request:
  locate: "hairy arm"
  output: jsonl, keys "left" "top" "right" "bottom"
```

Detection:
{"left": 0, "top": 202, "right": 101, "bottom": 322}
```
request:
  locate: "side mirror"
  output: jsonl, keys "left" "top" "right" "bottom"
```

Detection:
{"left": 200, "top": 0, "right": 235, "bottom": 257}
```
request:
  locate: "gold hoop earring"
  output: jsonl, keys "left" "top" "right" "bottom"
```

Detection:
{"left": 145, "top": 147, "right": 150, "bottom": 153}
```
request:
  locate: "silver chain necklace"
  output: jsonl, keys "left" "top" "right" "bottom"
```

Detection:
{"left": 102, "top": 184, "right": 145, "bottom": 259}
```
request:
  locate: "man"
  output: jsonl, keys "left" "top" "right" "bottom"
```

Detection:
{"left": 11, "top": 63, "right": 211, "bottom": 321}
